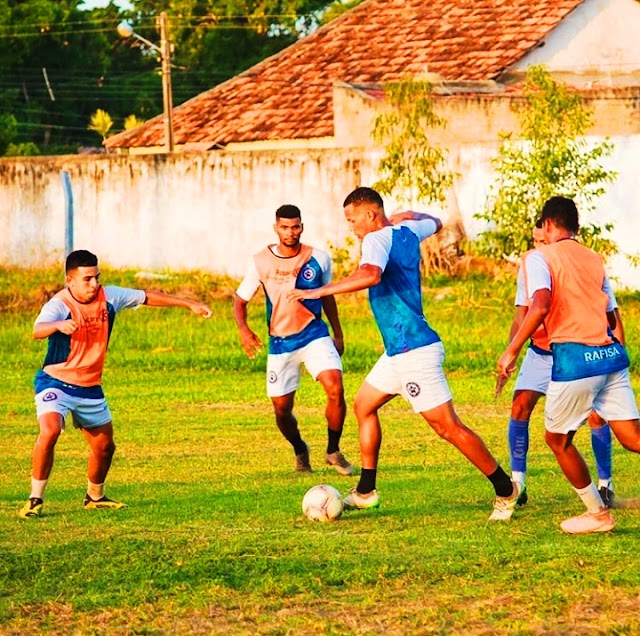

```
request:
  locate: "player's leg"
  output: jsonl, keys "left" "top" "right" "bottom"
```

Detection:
{"left": 587, "top": 411, "right": 614, "bottom": 507}
{"left": 267, "top": 350, "right": 309, "bottom": 471}
{"left": 544, "top": 377, "right": 614, "bottom": 534}
{"left": 80, "top": 421, "right": 125, "bottom": 509}
{"left": 343, "top": 381, "right": 394, "bottom": 510}
{"left": 304, "top": 336, "right": 351, "bottom": 475}
{"left": 20, "top": 411, "right": 64, "bottom": 518}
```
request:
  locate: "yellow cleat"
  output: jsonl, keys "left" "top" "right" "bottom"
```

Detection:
{"left": 83, "top": 494, "right": 127, "bottom": 510}
{"left": 19, "top": 497, "right": 43, "bottom": 519}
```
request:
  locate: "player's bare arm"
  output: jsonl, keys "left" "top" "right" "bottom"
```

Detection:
{"left": 287, "top": 264, "right": 382, "bottom": 302}
{"left": 388, "top": 211, "right": 443, "bottom": 233}
{"left": 321, "top": 295, "right": 344, "bottom": 356}
{"left": 233, "top": 294, "right": 263, "bottom": 359}
{"left": 33, "top": 320, "right": 79, "bottom": 339}
{"left": 143, "top": 290, "right": 212, "bottom": 318}
{"left": 608, "top": 307, "right": 625, "bottom": 345}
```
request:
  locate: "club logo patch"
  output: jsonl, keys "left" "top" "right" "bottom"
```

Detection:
{"left": 268, "top": 371, "right": 278, "bottom": 384}
{"left": 43, "top": 391, "right": 58, "bottom": 402}
{"left": 406, "top": 382, "right": 421, "bottom": 398}
{"left": 301, "top": 266, "right": 316, "bottom": 282}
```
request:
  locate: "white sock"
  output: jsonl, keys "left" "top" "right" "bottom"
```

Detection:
{"left": 598, "top": 478, "right": 612, "bottom": 491}
{"left": 30, "top": 478, "right": 48, "bottom": 500}
{"left": 512, "top": 471, "right": 526, "bottom": 488}
{"left": 87, "top": 481, "right": 105, "bottom": 500}
{"left": 574, "top": 482, "right": 605, "bottom": 514}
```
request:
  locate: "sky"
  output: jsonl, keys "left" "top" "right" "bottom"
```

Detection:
{"left": 81, "top": 0, "right": 132, "bottom": 9}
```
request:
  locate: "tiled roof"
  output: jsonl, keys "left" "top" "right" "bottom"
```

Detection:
{"left": 105, "top": 0, "right": 585, "bottom": 149}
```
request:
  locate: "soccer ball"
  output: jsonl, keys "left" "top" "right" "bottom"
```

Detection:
{"left": 302, "top": 484, "right": 343, "bottom": 522}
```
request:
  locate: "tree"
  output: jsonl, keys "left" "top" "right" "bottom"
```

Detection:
{"left": 88, "top": 109, "right": 114, "bottom": 141}
{"left": 475, "top": 65, "right": 618, "bottom": 260}
{"left": 371, "top": 79, "right": 459, "bottom": 273}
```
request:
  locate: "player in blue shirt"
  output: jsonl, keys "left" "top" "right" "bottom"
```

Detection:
{"left": 288, "top": 187, "right": 518, "bottom": 521}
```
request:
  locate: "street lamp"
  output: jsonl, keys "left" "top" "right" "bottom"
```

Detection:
{"left": 117, "top": 12, "right": 174, "bottom": 153}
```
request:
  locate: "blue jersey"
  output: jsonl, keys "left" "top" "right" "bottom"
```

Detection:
{"left": 360, "top": 220, "right": 440, "bottom": 356}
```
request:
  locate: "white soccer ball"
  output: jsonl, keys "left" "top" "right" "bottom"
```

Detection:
{"left": 302, "top": 484, "right": 343, "bottom": 522}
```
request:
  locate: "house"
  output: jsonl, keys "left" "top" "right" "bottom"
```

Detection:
{"left": 104, "top": 0, "right": 640, "bottom": 155}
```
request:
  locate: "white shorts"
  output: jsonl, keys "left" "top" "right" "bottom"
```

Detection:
{"left": 514, "top": 348, "right": 552, "bottom": 394}
{"left": 35, "top": 388, "right": 112, "bottom": 430}
{"left": 365, "top": 342, "right": 452, "bottom": 413}
{"left": 267, "top": 336, "right": 342, "bottom": 397}
{"left": 545, "top": 368, "right": 639, "bottom": 434}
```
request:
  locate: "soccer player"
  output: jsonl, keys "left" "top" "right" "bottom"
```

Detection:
{"left": 233, "top": 204, "right": 352, "bottom": 476}
{"left": 501, "top": 221, "right": 621, "bottom": 511}
{"left": 498, "top": 196, "right": 640, "bottom": 534}
{"left": 19, "top": 249, "right": 212, "bottom": 518}
{"left": 287, "top": 187, "right": 518, "bottom": 521}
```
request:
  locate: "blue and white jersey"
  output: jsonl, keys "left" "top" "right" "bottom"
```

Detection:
{"left": 360, "top": 219, "right": 441, "bottom": 356}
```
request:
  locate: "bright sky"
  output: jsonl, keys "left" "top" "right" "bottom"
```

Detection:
{"left": 80, "top": 0, "right": 132, "bottom": 9}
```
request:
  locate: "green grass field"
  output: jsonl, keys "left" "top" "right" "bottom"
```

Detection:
{"left": 2, "top": 267, "right": 640, "bottom": 635}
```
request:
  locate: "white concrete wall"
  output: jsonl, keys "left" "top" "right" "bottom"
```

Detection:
{"left": 1, "top": 140, "right": 639, "bottom": 288}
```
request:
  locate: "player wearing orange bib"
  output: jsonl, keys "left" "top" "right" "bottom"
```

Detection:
{"left": 498, "top": 197, "right": 640, "bottom": 534}
{"left": 19, "top": 250, "right": 212, "bottom": 519}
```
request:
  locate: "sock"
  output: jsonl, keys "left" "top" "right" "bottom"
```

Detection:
{"left": 327, "top": 428, "right": 341, "bottom": 454}
{"left": 508, "top": 418, "right": 529, "bottom": 475}
{"left": 487, "top": 466, "right": 514, "bottom": 497}
{"left": 357, "top": 468, "right": 377, "bottom": 494}
{"left": 30, "top": 478, "right": 48, "bottom": 500}
{"left": 598, "top": 478, "right": 613, "bottom": 491}
{"left": 291, "top": 436, "right": 307, "bottom": 456}
{"left": 87, "top": 481, "right": 105, "bottom": 500}
{"left": 590, "top": 423, "right": 612, "bottom": 483}
{"left": 512, "top": 470, "right": 526, "bottom": 488}
{"left": 575, "top": 482, "right": 605, "bottom": 514}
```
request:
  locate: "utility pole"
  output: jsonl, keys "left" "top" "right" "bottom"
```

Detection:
{"left": 158, "top": 11, "right": 174, "bottom": 153}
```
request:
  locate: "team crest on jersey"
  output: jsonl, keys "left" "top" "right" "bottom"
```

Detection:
{"left": 268, "top": 371, "right": 278, "bottom": 384}
{"left": 301, "top": 265, "right": 316, "bottom": 282}
{"left": 43, "top": 391, "right": 58, "bottom": 402}
{"left": 406, "top": 382, "right": 421, "bottom": 398}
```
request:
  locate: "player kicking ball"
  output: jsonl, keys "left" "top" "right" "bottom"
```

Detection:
{"left": 19, "top": 250, "right": 212, "bottom": 518}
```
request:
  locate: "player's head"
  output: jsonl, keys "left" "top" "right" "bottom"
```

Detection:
{"left": 532, "top": 218, "right": 547, "bottom": 249}
{"left": 65, "top": 250, "right": 101, "bottom": 303}
{"left": 342, "top": 187, "right": 385, "bottom": 239}
{"left": 539, "top": 196, "right": 579, "bottom": 236}
{"left": 274, "top": 204, "right": 303, "bottom": 248}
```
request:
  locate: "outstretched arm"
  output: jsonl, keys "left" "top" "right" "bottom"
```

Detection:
{"left": 321, "top": 295, "right": 344, "bottom": 355}
{"left": 233, "top": 294, "right": 263, "bottom": 359}
{"left": 388, "top": 211, "right": 443, "bottom": 233}
{"left": 144, "top": 290, "right": 212, "bottom": 318}
{"left": 287, "top": 264, "right": 382, "bottom": 302}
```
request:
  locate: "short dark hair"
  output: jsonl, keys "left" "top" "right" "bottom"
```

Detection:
{"left": 66, "top": 249, "right": 98, "bottom": 273}
{"left": 275, "top": 204, "right": 301, "bottom": 220}
{"left": 534, "top": 218, "right": 543, "bottom": 229}
{"left": 343, "top": 187, "right": 384, "bottom": 209}
{"left": 539, "top": 196, "right": 579, "bottom": 234}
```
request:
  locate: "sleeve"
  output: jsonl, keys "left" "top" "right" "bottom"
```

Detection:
{"left": 104, "top": 286, "right": 147, "bottom": 313}
{"left": 603, "top": 275, "right": 618, "bottom": 312}
{"left": 360, "top": 228, "right": 393, "bottom": 271}
{"left": 523, "top": 251, "right": 551, "bottom": 299}
{"left": 34, "top": 297, "right": 70, "bottom": 325}
{"left": 399, "top": 219, "right": 438, "bottom": 242}
{"left": 235, "top": 259, "right": 262, "bottom": 302}
{"left": 312, "top": 248, "right": 332, "bottom": 285}
{"left": 514, "top": 265, "right": 527, "bottom": 306}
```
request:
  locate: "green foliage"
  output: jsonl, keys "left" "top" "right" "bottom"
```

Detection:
{"left": 123, "top": 113, "right": 145, "bottom": 130}
{"left": 475, "top": 65, "right": 618, "bottom": 260}
{"left": 88, "top": 108, "right": 114, "bottom": 141}
{"left": 326, "top": 235, "right": 358, "bottom": 279}
{"left": 5, "top": 141, "right": 41, "bottom": 156}
{"left": 0, "top": 111, "right": 17, "bottom": 155}
{"left": 372, "top": 79, "right": 453, "bottom": 206}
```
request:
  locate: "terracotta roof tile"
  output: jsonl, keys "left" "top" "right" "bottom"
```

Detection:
{"left": 106, "top": 0, "right": 585, "bottom": 149}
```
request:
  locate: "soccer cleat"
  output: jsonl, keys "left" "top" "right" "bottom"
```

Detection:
{"left": 488, "top": 482, "right": 519, "bottom": 521}
{"left": 342, "top": 487, "right": 380, "bottom": 510}
{"left": 599, "top": 486, "right": 615, "bottom": 509}
{"left": 516, "top": 485, "right": 528, "bottom": 506}
{"left": 560, "top": 508, "right": 615, "bottom": 534}
{"left": 325, "top": 450, "right": 354, "bottom": 476}
{"left": 83, "top": 494, "right": 127, "bottom": 510}
{"left": 19, "top": 497, "right": 43, "bottom": 519}
{"left": 294, "top": 443, "right": 312, "bottom": 472}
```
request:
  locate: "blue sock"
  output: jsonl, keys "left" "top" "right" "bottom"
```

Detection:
{"left": 508, "top": 418, "right": 529, "bottom": 474}
{"left": 591, "top": 423, "right": 612, "bottom": 482}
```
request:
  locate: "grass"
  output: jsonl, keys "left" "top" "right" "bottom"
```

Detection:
{"left": 2, "top": 266, "right": 640, "bottom": 635}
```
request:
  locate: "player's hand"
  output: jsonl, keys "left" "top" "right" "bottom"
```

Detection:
{"left": 333, "top": 335, "right": 344, "bottom": 356}
{"left": 239, "top": 329, "right": 262, "bottom": 359}
{"left": 57, "top": 319, "right": 78, "bottom": 335}
{"left": 495, "top": 350, "right": 517, "bottom": 397}
{"left": 190, "top": 301, "right": 212, "bottom": 318}
{"left": 287, "top": 289, "right": 314, "bottom": 302}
